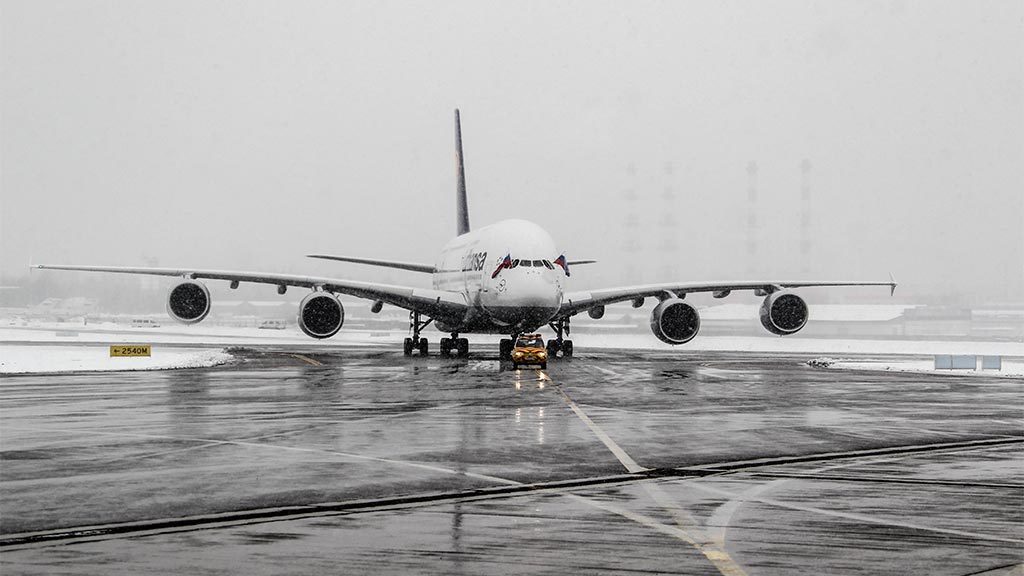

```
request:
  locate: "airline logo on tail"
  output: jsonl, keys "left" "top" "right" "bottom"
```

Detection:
{"left": 491, "top": 254, "right": 512, "bottom": 279}
{"left": 554, "top": 255, "right": 570, "bottom": 277}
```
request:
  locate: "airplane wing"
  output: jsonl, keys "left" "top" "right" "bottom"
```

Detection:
{"left": 559, "top": 279, "right": 896, "bottom": 317}
{"left": 305, "top": 254, "right": 435, "bottom": 273}
{"left": 34, "top": 264, "right": 467, "bottom": 321}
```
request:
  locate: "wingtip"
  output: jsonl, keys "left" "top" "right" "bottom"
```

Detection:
{"left": 888, "top": 272, "right": 897, "bottom": 296}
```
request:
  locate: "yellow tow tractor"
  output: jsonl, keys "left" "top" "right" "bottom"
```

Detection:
{"left": 511, "top": 333, "right": 548, "bottom": 369}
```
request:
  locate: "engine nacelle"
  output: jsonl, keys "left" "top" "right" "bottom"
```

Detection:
{"left": 759, "top": 291, "right": 809, "bottom": 335}
{"left": 166, "top": 281, "right": 211, "bottom": 324}
{"left": 650, "top": 298, "right": 700, "bottom": 345}
{"left": 588, "top": 305, "right": 605, "bottom": 320}
{"left": 298, "top": 292, "right": 344, "bottom": 339}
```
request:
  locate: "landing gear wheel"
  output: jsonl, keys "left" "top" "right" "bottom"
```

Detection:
{"left": 546, "top": 339, "right": 560, "bottom": 356}
{"left": 456, "top": 338, "right": 469, "bottom": 358}
{"left": 440, "top": 337, "right": 452, "bottom": 356}
{"left": 417, "top": 337, "right": 429, "bottom": 356}
{"left": 499, "top": 338, "right": 513, "bottom": 360}
{"left": 562, "top": 340, "right": 573, "bottom": 358}
{"left": 403, "top": 337, "right": 414, "bottom": 356}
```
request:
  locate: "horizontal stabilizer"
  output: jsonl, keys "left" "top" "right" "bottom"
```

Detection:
{"left": 306, "top": 254, "right": 435, "bottom": 274}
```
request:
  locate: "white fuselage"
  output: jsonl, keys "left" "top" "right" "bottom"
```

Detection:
{"left": 431, "top": 219, "right": 564, "bottom": 334}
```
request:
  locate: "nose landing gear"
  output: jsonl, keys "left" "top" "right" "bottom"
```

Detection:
{"left": 546, "top": 316, "right": 573, "bottom": 358}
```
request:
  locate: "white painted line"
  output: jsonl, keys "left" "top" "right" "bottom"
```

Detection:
{"left": 289, "top": 354, "right": 323, "bottom": 366}
{"left": 6, "top": 425, "right": 518, "bottom": 486}
{"left": 640, "top": 481, "right": 749, "bottom": 576}
{"left": 704, "top": 444, "right": 1020, "bottom": 548}
{"left": 553, "top": 386, "right": 647, "bottom": 474}
{"left": 567, "top": 491, "right": 747, "bottom": 576}
{"left": 691, "top": 481, "right": 1024, "bottom": 545}
{"left": 698, "top": 367, "right": 741, "bottom": 380}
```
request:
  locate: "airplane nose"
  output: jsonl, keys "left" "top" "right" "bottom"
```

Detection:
{"left": 521, "top": 270, "right": 561, "bottom": 304}
{"left": 487, "top": 269, "right": 562, "bottom": 327}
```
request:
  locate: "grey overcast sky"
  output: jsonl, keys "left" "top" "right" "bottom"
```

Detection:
{"left": 2, "top": 1, "right": 1022, "bottom": 302}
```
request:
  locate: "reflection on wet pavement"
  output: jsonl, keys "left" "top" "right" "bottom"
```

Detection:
{"left": 1, "top": 348, "right": 1021, "bottom": 574}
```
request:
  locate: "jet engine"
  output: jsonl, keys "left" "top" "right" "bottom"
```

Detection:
{"left": 588, "top": 305, "right": 605, "bottom": 320}
{"left": 759, "top": 291, "right": 808, "bottom": 335}
{"left": 166, "top": 281, "right": 211, "bottom": 324}
{"left": 650, "top": 298, "right": 700, "bottom": 345}
{"left": 298, "top": 292, "right": 344, "bottom": 339}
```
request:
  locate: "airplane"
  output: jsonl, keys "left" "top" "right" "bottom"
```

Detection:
{"left": 35, "top": 110, "right": 895, "bottom": 360}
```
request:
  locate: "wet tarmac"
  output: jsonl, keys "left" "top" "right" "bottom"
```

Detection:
{"left": 1, "top": 347, "right": 1021, "bottom": 575}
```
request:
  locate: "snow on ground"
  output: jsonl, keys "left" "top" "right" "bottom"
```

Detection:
{"left": 0, "top": 346, "right": 233, "bottom": 375}
{"left": 2, "top": 319, "right": 1022, "bottom": 376}
{"left": 808, "top": 357, "right": 1024, "bottom": 378}
{"left": 2, "top": 322, "right": 1023, "bottom": 356}
{"left": 0, "top": 323, "right": 395, "bottom": 346}
{"left": 577, "top": 333, "right": 1024, "bottom": 357}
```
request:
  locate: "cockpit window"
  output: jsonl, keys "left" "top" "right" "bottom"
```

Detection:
{"left": 508, "top": 258, "right": 555, "bottom": 270}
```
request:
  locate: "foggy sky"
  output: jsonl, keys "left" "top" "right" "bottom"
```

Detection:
{"left": 2, "top": 0, "right": 1022, "bottom": 303}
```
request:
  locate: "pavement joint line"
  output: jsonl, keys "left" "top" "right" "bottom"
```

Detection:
{"left": 2, "top": 436, "right": 1018, "bottom": 549}
{"left": 957, "top": 562, "right": 1024, "bottom": 576}
{"left": 676, "top": 436, "right": 1024, "bottom": 473}
{"left": 741, "top": 472, "right": 1024, "bottom": 489}
{"left": 0, "top": 472, "right": 676, "bottom": 549}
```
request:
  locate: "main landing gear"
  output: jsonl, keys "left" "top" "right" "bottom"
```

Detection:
{"left": 404, "top": 311, "right": 432, "bottom": 357}
{"left": 546, "top": 316, "right": 573, "bottom": 358}
{"left": 403, "top": 312, "right": 469, "bottom": 357}
{"left": 440, "top": 333, "right": 469, "bottom": 358}
{"left": 499, "top": 338, "right": 514, "bottom": 360}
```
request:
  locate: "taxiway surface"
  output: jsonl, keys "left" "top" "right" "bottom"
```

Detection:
{"left": 1, "top": 347, "right": 1021, "bottom": 575}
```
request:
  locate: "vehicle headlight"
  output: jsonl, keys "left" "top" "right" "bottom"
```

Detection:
{"left": 537, "top": 351, "right": 547, "bottom": 358}
{"left": 512, "top": 351, "right": 524, "bottom": 358}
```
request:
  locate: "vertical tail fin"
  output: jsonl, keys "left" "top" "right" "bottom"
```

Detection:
{"left": 454, "top": 109, "right": 470, "bottom": 236}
